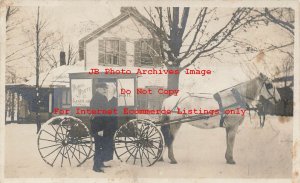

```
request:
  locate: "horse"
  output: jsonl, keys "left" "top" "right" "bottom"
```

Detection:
{"left": 158, "top": 73, "right": 281, "bottom": 164}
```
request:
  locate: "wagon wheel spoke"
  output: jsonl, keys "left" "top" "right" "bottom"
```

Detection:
{"left": 43, "top": 145, "right": 63, "bottom": 159}
{"left": 51, "top": 146, "right": 64, "bottom": 166}
{"left": 78, "top": 144, "right": 88, "bottom": 156}
{"left": 133, "top": 145, "right": 140, "bottom": 165}
{"left": 143, "top": 146, "right": 156, "bottom": 157}
{"left": 145, "top": 126, "right": 155, "bottom": 138}
{"left": 138, "top": 123, "right": 145, "bottom": 136}
{"left": 149, "top": 139, "right": 163, "bottom": 145}
{"left": 42, "top": 130, "right": 57, "bottom": 140}
{"left": 66, "top": 146, "right": 72, "bottom": 166}
{"left": 60, "top": 146, "right": 66, "bottom": 167}
{"left": 40, "top": 143, "right": 61, "bottom": 150}
{"left": 141, "top": 146, "right": 151, "bottom": 165}
{"left": 39, "top": 138, "right": 59, "bottom": 143}
{"left": 118, "top": 145, "right": 136, "bottom": 158}
{"left": 115, "top": 144, "right": 135, "bottom": 149}
{"left": 67, "top": 144, "right": 81, "bottom": 164}
{"left": 126, "top": 145, "right": 138, "bottom": 163}
{"left": 149, "top": 143, "right": 160, "bottom": 150}
{"left": 147, "top": 129, "right": 159, "bottom": 139}
{"left": 69, "top": 144, "right": 87, "bottom": 159}
{"left": 138, "top": 147, "right": 143, "bottom": 166}
{"left": 79, "top": 141, "right": 94, "bottom": 149}
{"left": 59, "top": 124, "right": 67, "bottom": 139}
{"left": 50, "top": 124, "right": 63, "bottom": 140}
{"left": 77, "top": 144, "right": 82, "bottom": 159}
{"left": 74, "top": 145, "right": 89, "bottom": 158}
{"left": 125, "top": 146, "right": 138, "bottom": 162}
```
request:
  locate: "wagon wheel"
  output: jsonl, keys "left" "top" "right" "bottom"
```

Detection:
{"left": 37, "top": 116, "right": 93, "bottom": 167}
{"left": 114, "top": 119, "right": 164, "bottom": 167}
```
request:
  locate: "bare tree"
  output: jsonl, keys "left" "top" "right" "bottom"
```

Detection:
{"left": 262, "top": 8, "right": 294, "bottom": 35}
{"left": 27, "top": 7, "right": 62, "bottom": 133}
{"left": 35, "top": 6, "right": 42, "bottom": 132}
{"left": 249, "top": 8, "right": 294, "bottom": 78}
{"left": 6, "top": 6, "right": 19, "bottom": 32}
{"left": 126, "top": 7, "right": 259, "bottom": 90}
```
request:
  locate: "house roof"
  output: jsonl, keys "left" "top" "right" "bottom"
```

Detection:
{"left": 78, "top": 7, "right": 158, "bottom": 60}
{"left": 24, "top": 65, "right": 86, "bottom": 88}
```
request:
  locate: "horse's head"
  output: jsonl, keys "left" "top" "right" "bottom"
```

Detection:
{"left": 259, "top": 73, "right": 281, "bottom": 105}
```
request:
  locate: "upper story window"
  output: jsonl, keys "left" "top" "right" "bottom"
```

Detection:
{"left": 106, "top": 40, "right": 119, "bottom": 65}
{"left": 98, "top": 39, "right": 126, "bottom": 66}
{"left": 134, "top": 39, "right": 161, "bottom": 67}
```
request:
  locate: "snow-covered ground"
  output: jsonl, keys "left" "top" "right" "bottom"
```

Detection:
{"left": 5, "top": 115, "right": 292, "bottom": 178}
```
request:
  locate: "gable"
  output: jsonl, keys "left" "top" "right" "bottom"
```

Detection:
{"left": 79, "top": 7, "right": 157, "bottom": 61}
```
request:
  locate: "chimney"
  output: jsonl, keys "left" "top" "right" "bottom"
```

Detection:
{"left": 60, "top": 51, "right": 66, "bottom": 66}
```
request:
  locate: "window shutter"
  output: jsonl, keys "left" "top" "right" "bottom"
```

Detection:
{"left": 98, "top": 40, "right": 105, "bottom": 65}
{"left": 119, "top": 40, "right": 126, "bottom": 66}
{"left": 152, "top": 39, "right": 162, "bottom": 67}
{"left": 134, "top": 40, "right": 141, "bottom": 67}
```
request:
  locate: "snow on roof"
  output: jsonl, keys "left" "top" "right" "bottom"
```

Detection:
{"left": 25, "top": 65, "right": 85, "bottom": 88}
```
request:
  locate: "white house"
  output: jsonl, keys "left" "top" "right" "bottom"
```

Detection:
{"left": 78, "top": 7, "right": 168, "bottom": 110}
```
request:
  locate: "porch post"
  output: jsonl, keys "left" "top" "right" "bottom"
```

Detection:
{"left": 49, "top": 92, "right": 52, "bottom": 118}
{"left": 17, "top": 93, "right": 20, "bottom": 121}
{"left": 11, "top": 91, "right": 15, "bottom": 122}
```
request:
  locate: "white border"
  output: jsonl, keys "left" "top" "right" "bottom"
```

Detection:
{"left": 1, "top": 1, "right": 299, "bottom": 183}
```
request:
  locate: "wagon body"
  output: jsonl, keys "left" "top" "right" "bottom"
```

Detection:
{"left": 68, "top": 72, "right": 138, "bottom": 129}
{"left": 37, "top": 71, "right": 144, "bottom": 167}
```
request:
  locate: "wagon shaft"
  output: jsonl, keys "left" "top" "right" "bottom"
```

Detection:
{"left": 155, "top": 114, "right": 211, "bottom": 126}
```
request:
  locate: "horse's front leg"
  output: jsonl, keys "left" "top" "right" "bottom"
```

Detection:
{"left": 225, "top": 123, "right": 239, "bottom": 164}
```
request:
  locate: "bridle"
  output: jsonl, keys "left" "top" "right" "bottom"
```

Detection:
{"left": 241, "top": 78, "right": 277, "bottom": 104}
{"left": 264, "top": 82, "right": 277, "bottom": 104}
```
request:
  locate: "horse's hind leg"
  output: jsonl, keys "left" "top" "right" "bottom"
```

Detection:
{"left": 225, "top": 124, "right": 239, "bottom": 164}
{"left": 158, "top": 144, "right": 166, "bottom": 161}
{"left": 161, "top": 124, "right": 180, "bottom": 164}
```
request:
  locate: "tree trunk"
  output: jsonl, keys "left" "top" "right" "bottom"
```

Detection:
{"left": 35, "top": 7, "right": 41, "bottom": 133}
{"left": 35, "top": 92, "right": 41, "bottom": 133}
{"left": 167, "top": 66, "right": 180, "bottom": 90}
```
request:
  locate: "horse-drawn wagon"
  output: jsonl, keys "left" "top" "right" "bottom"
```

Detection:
{"left": 37, "top": 72, "right": 280, "bottom": 167}
{"left": 37, "top": 71, "right": 159, "bottom": 167}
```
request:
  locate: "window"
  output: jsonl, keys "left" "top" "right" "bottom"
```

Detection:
{"left": 105, "top": 40, "right": 119, "bottom": 65}
{"left": 98, "top": 39, "right": 126, "bottom": 66}
{"left": 134, "top": 39, "right": 160, "bottom": 67}
{"left": 62, "top": 89, "right": 71, "bottom": 105}
{"left": 141, "top": 40, "right": 153, "bottom": 66}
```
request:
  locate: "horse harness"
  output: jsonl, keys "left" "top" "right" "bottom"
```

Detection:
{"left": 213, "top": 88, "right": 248, "bottom": 127}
